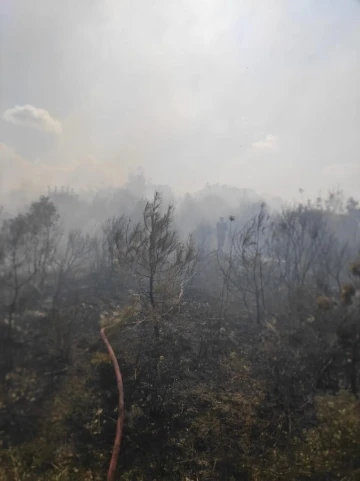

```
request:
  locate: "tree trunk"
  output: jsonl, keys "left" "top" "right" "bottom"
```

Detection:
{"left": 7, "top": 301, "right": 15, "bottom": 341}
{"left": 149, "top": 275, "right": 159, "bottom": 339}
{"left": 154, "top": 320, "right": 160, "bottom": 340}
{"left": 350, "top": 336, "right": 358, "bottom": 397}
{"left": 149, "top": 275, "right": 155, "bottom": 308}
{"left": 255, "top": 290, "right": 261, "bottom": 326}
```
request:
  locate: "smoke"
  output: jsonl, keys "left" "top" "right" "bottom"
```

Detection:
{"left": 3, "top": 105, "right": 62, "bottom": 134}
{"left": 1, "top": 0, "right": 360, "bottom": 201}
{"left": 252, "top": 135, "right": 278, "bottom": 151}
{"left": 0, "top": 143, "right": 128, "bottom": 208}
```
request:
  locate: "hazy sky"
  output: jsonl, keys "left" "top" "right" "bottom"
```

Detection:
{"left": 1, "top": 0, "right": 360, "bottom": 201}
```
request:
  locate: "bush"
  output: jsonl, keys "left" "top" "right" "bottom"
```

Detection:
{"left": 261, "top": 390, "right": 360, "bottom": 480}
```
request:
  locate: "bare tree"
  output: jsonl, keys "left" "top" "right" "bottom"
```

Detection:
{"left": 49, "top": 229, "right": 93, "bottom": 358}
{"left": 113, "top": 192, "right": 197, "bottom": 338}
{"left": 51, "top": 229, "right": 93, "bottom": 301}
{"left": 317, "top": 234, "right": 350, "bottom": 295}
{"left": 0, "top": 196, "right": 59, "bottom": 340}
{"left": 223, "top": 203, "right": 271, "bottom": 325}
{"left": 11, "top": 227, "right": 94, "bottom": 367}
{"left": 271, "top": 205, "right": 328, "bottom": 289}
{"left": 0, "top": 197, "right": 59, "bottom": 379}
{"left": 103, "top": 216, "right": 129, "bottom": 272}
{"left": 267, "top": 203, "right": 332, "bottom": 325}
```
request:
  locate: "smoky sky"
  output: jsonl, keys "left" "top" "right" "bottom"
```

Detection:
{"left": 1, "top": 0, "right": 360, "bottom": 201}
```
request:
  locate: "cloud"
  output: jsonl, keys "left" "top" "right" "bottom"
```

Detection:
{"left": 3, "top": 105, "right": 62, "bottom": 134}
{"left": 252, "top": 134, "right": 278, "bottom": 151}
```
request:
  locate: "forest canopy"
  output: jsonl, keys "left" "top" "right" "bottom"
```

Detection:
{"left": 0, "top": 183, "right": 360, "bottom": 481}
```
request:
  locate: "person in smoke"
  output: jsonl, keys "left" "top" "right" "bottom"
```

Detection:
{"left": 216, "top": 216, "right": 227, "bottom": 251}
